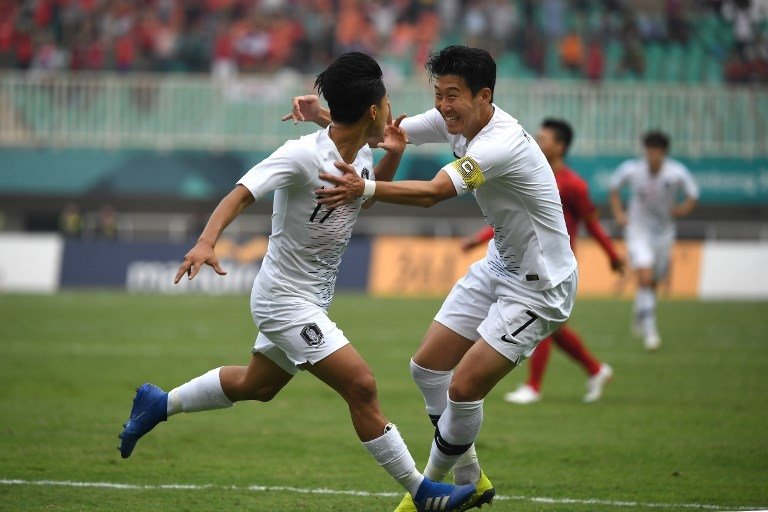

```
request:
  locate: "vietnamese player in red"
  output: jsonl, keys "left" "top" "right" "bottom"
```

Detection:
{"left": 462, "top": 118, "right": 624, "bottom": 404}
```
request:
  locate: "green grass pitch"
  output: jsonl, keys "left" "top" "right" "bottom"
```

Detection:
{"left": 1, "top": 292, "right": 766, "bottom": 511}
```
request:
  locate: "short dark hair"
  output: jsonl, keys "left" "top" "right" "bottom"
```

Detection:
{"left": 541, "top": 118, "right": 574, "bottom": 155}
{"left": 425, "top": 46, "right": 496, "bottom": 101}
{"left": 315, "top": 52, "right": 386, "bottom": 125}
{"left": 642, "top": 130, "right": 670, "bottom": 151}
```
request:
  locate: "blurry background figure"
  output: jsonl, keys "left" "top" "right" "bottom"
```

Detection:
{"left": 59, "top": 203, "right": 83, "bottom": 239}
{"left": 609, "top": 131, "right": 699, "bottom": 352}
{"left": 96, "top": 204, "right": 118, "bottom": 240}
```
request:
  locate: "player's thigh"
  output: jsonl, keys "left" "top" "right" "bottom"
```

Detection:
{"left": 478, "top": 271, "right": 577, "bottom": 366}
{"left": 627, "top": 234, "right": 654, "bottom": 272}
{"left": 422, "top": 260, "right": 496, "bottom": 369}
{"left": 413, "top": 321, "right": 475, "bottom": 371}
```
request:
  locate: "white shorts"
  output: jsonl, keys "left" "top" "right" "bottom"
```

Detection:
{"left": 434, "top": 259, "right": 577, "bottom": 364}
{"left": 626, "top": 230, "right": 673, "bottom": 279}
{"left": 250, "top": 285, "right": 349, "bottom": 376}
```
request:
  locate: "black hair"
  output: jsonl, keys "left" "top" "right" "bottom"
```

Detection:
{"left": 314, "top": 52, "right": 386, "bottom": 125}
{"left": 642, "top": 130, "right": 671, "bottom": 151}
{"left": 541, "top": 118, "right": 574, "bottom": 155}
{"left": 425, "top": 45, "right": 496, "bottom": 101}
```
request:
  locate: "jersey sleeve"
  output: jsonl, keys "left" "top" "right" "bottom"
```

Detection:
{"left": 678, "top": 165, "right": 700, "bottom": 199}
{"left": 608, "top": 160, "right": 633, "bottom": 191}
{"left": 237, "top": 141, "right": 312, "bottom": 201}
{"left": 440, "top": 138, "right": 508, "bottom": 195}
{"left": 400, "top": 109, "right": 449, "bottom": 146}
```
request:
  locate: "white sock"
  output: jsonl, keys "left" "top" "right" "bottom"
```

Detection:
{"left": 410, "top": 359, "right": 452, "bottom": 421}
{"left": 425, "top": 398, "right": 484, "bottom": 482}
{"left": 636, "top": 287, "right": 657, "bottom": 337}
{"left": 166, "top": 367, "right": 233, "bottom": 416}
{"left": 453, "top": 444, "right": 481, "bottom": 485}
{"left": 362, "top": 424, "right": 424, "bottom": 496}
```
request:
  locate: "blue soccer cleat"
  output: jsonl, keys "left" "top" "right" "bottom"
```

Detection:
{"left": 412, "top": 477, "right": 476, "bottom": 512}
{"left": 118, "top": 383, "right": 168, "bottom": 459}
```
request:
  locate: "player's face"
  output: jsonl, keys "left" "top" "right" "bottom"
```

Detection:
{"left": 433, "top": 75, "right": 491, "bottom": 139}
{"left": 536, "top": 128, "right": 562, "bottom": 162}
{"left": 371, "top": 95, "right": 390, "bottom": 137}
{"left": 645, "top": 146, "right": 666, "bottom": 173}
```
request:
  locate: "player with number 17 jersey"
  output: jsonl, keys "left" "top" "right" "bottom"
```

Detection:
{"left": 238, "top": 126, "right": 372, "bottom": 311}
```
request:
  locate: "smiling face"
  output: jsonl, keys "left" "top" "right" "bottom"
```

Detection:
{"left": 433, "top": 74, "right": 493, "bottom": 141}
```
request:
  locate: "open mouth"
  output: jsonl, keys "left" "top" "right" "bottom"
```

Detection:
{"left": 444, "top": 115, "right": 460, "bottom": 126}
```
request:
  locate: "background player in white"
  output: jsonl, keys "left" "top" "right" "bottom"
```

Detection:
{"left": 285, "top": 45, "right": 578, "bottom": 512}
{"left": 609, "top": 130, "right": 698, "bottom": 351}
{"left": 117, "top": 52, "right": 475, "bottom": 512}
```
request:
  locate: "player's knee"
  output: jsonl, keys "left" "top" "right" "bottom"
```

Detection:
{"left": 342, "top": 372, "right": 378, "bottom": 406}
{"left": 448, "top": 376, "right": 480, "bottom": 402}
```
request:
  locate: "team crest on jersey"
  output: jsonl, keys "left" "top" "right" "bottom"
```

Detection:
{"left": 361, "top": 168, "right": 370, "bottom": 180}
{"left": 300, "top": 323, "right": 325, "bottom": 347}
{"left": 450, "top": 156, "right": 485, "bottom": 191}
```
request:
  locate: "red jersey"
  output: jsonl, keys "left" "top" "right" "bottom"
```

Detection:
{"left": 473, "top": 165, "right": 619, "bottom": 263}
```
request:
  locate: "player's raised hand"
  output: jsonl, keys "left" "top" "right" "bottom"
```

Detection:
{"left": 174, "top": 242, "right": 227, "bottom": 284}
{"left": 377, "top": 113, "right": 408, "bottom": 154}
{"left": 316, "top": 162, "right": 365, "bottom": 209}
{"left": 281, "top": 95, "right": 321, "bottom": 125}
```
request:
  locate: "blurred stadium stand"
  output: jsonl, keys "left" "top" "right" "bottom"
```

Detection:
{"left": 0, "top": 0, "right": 767, "bottom": 243}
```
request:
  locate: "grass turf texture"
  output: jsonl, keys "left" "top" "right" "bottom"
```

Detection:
{"left": 0, "top": 292, "right": 766, "bottom": 511}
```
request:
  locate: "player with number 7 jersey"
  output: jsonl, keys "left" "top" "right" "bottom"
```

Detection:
{"left": 287, "top": 46, "right": 578, "bottom": 512}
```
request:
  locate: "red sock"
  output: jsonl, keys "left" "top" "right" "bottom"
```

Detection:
{"left": 553, "top": 326, "right": 601, "bottom": 376}
{"left": 527, "top": 337, "right": 553, "bottom": 392}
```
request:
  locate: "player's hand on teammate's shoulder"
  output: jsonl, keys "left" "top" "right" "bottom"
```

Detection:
{"left": 281, "top": 95, "right": 322, "bottom": 125}
{"left": 174, "top": 242, "right": 227, "bottom": 284}
{"left": 316, "top": 163, "right": 365, "bottom": 209}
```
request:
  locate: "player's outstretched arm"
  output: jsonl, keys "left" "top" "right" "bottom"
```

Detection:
{"left": 671, "top": 197, "right": 697, "bottom": 218}
{"left": 174, "top": 185, "right": 255, "bottom": 283}
{"left": 281, "top": 95, "right": 331, "bottom": 128}
{"left": 317, "top": 164, "right": 457, "bottom": 209}
{"left": 609, "top": 189, "right": 627, "bottom": 228}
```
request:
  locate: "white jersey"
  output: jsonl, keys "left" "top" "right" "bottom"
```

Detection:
{"left": 609, "top": 157, "right": 699, "bottom": 239}
{"left": 237, "top": 127, "right": 373, "bottom": 309}
{"left": 402, "top": 105, "right": 576, "bottom": 291}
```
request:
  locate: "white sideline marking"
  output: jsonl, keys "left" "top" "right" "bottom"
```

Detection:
{"left": 1, "top": 478, "right": 763, "bottom": 510}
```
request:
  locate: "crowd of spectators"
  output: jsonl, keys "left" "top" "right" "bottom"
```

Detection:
{"left": 0, "top": 0, "right": 766, "bottom": 83}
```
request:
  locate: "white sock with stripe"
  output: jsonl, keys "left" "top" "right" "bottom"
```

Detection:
{"left": 425, "top": 398, "right": 484, "bottom": 481}
{"left": 362, "top": 424, "right": 424, "bottom": 496}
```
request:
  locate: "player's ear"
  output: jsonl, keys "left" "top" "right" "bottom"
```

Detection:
{"left": 369, "top": 104, "right": 377, "bottom": 122}
{"left": 478, "top": 88, "right": 492, "bottom": 104}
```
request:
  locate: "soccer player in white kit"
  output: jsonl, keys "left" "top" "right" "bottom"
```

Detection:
{"left": 609, "top": 130, "right": 698, "bottom": 351}
{"left": 286, "top": 46, "right": 578, "bottom": 511}
{"left": 117, "top": 52, "right": 475, "bottom": 512}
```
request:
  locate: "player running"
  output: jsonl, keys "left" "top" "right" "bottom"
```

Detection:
{"left": 462, "top": 118, "right": 622, "bottom": 405}
{"left": 117, "top": 52, "right": 475, "bottom": 512}
{"left": 609, "top": 130, "right": 698, "bottom": 351}
{"left": 285, "top": 46, "right": 578, "bottom": 511}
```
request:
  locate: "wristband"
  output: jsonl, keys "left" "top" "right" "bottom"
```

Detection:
{"left": 362, "top": 179, "right": 376, "bottom": 199}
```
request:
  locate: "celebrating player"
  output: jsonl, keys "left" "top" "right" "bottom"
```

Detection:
{"left": 284, "top": 46, "right": 578, "bottom": 511}
{"left": 463, "top": 118, "right": 621, "bottom": 405}
{"left": 609, "top": 130, "right": 698, "bottom": 351}
{"left": 117, "top": 52, "right": 475, "bottom": 512}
